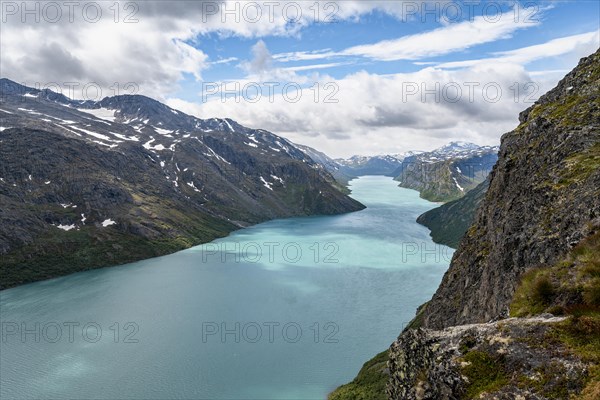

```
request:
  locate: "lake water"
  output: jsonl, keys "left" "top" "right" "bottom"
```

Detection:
{"left": 0, "top": 176, "right": 453, "bottom": 399}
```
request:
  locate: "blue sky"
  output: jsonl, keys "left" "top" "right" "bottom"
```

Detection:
{"left": 173, "top": 1, "right": 599, "bottom": 97}
{"left": 2, "top": 1, "right": 599, "bottom": 156}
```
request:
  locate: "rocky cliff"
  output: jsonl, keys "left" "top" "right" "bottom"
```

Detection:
{"left": 420, "top": 49, "right": 600, "bottom": 329}
{"left": 393, "top": 144, "right": 497, "bottom": 203}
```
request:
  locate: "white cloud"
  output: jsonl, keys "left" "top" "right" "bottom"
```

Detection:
{"left": 0, "top": 1, "right": 440, "bottom": 99}
{"left": 2, "top": 1, "right": 594, "bottom": 158}
{"left": 283, "top": 62, "right": 354, "bottom": 72}
{"left": 163, "top": 29, "right": 597, "bottom": 158}
{"left": 342, "top": 5, "right": 537, "bottom": 61}
{"left": 244, "top": 40, "right": 273, "bottom": 75}
{"left": 271, "top": 4, "right": 539, "bottom": 63}
{"left": 211, "top": 57, "right": 239, "bottom": 65}
{"left": 167, "top": 61, "right": 550, "bottom": 157}
{"left": 435, "top": 31, "right": 600, "bottom": 68}
{"left": 0, "top": 3, "right": 209, "bottom": 99}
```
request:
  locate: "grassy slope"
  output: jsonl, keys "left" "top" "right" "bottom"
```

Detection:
{"left": 328, "top": 350, "right": 389, "bottom": 400}
{"left": 510, "top": 230, "right": 600, "bottom": 398}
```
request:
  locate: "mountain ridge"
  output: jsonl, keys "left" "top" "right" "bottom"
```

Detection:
{"left": 0, "top": 78, "right": 364, "bottom": 289}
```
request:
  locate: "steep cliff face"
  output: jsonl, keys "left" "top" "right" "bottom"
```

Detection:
{"left": 421, "top": 49, "right": 600, "bottom": 330}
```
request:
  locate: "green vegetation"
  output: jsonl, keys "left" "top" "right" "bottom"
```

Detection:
{"left": 556, "top": 142, "right": 600, "bottom": 188}
{"left": 511, "top": 231, "right": 600, "bottom": 317}
{"left": 517, "top": 50, "right": 599, "bottom": 135}
{"left": 417, "top": 178, "right": 489, "bottom": 249}
{"left": 328, "top": 350, "right": 388, "bottom": 400}
{"left": 550, "top": 313, "right": 600, "bottom": 399}
{"left": 516, "top": 360, "right": 586, "bottom": 399}
{"left": 404, "top": 302, "right": 429, "bottom": 331}
{"left": 0, "top": 210, "right": 235, "bottom": 289}
{"left": 511, "top": 231, "right": 600, "bottom": 397}
{"left": 460, "top": 351, "right": 508, "bottom": 399}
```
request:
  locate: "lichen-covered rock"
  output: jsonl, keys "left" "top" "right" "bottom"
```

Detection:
{"left": 387, "top": 316, "right": 589, "bottom": 400}
{"left": 387, "top": 328, "right": 463, "bottom": 399}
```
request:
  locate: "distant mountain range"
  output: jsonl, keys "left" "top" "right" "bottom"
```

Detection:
{"left": 334, "top": 153, "right": 421, "bottom": 176}
{"left": 312, "top": 141, "right": 499, "bottom": 247}
{"left": 0, "top": 78, "right": 364, "bottom": 289}
{"left": 299, "top": 141, "right": 499, "bottom": 203}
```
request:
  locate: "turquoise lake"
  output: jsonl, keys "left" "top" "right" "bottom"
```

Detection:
{"left": 0, "top": 176, "right": 453, "bottom": 399}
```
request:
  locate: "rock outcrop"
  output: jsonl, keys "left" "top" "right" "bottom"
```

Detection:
{"left": 387, "top": 316, "right": 590, "bottom": 400}
{"left": 421, "top": 49, "right": 600, "bottom": 329}
{"left": 393, "top": 144, "right": 497, "bottom": 203}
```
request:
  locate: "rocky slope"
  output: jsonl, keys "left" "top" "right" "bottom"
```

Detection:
{"left": 388, "top": 315, "right": 594, "bottom": 400}
{"left": 0, "top": 79, "right": 364, "bottom": 289}
{"left": 393, "top": 142, "right": 498, "bottom": 203}
{"left": 331, "top": 49, "right": 600, "bottom": 400}
{"left": 416, "top": 177, "right": 490, "bottom": 248}
{"left": 294, "top": 143, "right": 357, "bottom": 189}
{"left": 421, "top": 49, "right": 600, "bottom": 330}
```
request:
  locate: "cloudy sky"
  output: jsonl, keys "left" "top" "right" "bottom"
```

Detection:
{"left": 1, "top": 1, "right": 598, "bottom": 157}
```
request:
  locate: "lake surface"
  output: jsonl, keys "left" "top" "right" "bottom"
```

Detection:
{"left": 0, "top": 176, "right": 453, "bottom": 399}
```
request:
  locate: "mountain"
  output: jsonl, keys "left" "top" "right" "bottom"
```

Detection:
{"left": 393, "top": 142, "right": 499, "bottom": 202}
{"left": 416, "top": 177, "right": 490, "bottom": 248}
{"left": 335, "top": 154, "right": 413, "bottom": 176}
{"left": 293, "top": 143, "right": 356, "bottom": 189}
{"left": 294, "top": 148, "right": 422, "bottom": 185}
{"left": 434, "top": 141, "right": 483, "bottom": 154}
{"left": 0, "top": 79, "right": 364, "bottom": 289}
{"left": 331, "top": 49, "right": 600, "bottom": 400}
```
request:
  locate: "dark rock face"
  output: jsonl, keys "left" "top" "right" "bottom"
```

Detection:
{"left": 416, "top": 177, "right": 490, "bottom": 249}
{"left": 421, "top": 49, "right": 600, "bottom": 329}
{"left": 0, "top": 79, "right": 364, "bottom": 289}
